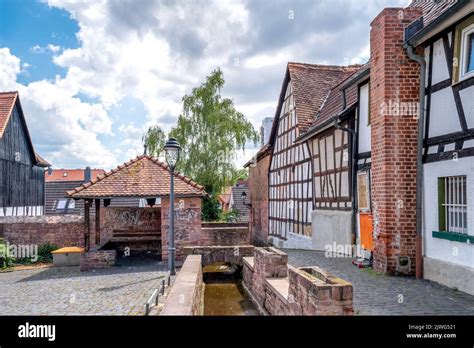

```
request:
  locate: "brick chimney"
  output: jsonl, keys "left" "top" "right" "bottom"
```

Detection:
{"left": 369, "top": 7, "right": 423, "bottom": 275}
{"left": 84, "top": 166, "right": 91, "bottom": 183}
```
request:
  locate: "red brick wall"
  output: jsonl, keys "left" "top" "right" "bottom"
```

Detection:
{"left": 161, "top": 197, "right": 202, "bottom": 261}
{"left": 369, "top": 7, "right": 423, "bottom": 274}
{"left": 248, "top": 152, "right": 271, "bottom": 245}
{"left": 1, "top": 215, "right": 85, "bottom": 248}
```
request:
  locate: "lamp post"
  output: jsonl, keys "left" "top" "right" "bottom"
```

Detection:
{"left": 164, "top": 137, "right": 181, "bottom": 276}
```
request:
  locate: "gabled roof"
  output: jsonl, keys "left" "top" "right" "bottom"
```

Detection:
{"left": 303, "top": 63, "right": 370, "bottom": 137}
{"left": 0, "top": 92, "right": 17, "bottom": 138}
{"left": 243, "top": 143, "right": 272, "bottom": 168}
{"left": 268, "top": 63, "right": 361, "bottom": 147}
{"left": 67, "top": 155, "right": 206, "bottom": 199}
{"left": 0, "top": 91, "right": 50, "bottom": 167}
{"left": 46, "top": 169, "right": 105, "bottom": 182}
{"left": 409, "top": 0, "right": 458, "bottom": 26}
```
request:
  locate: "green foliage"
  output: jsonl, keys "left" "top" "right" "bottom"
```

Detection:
{"left": 169, "top": 68, "right": 259, "bottom": 196}
{"left": 0, "top": 239, "right": 15, "bottom": 269}
{"left": 142, "top": 125, "right": 166, "bottom": 157}
{"left": 219, "top": 208, "right": 241, "bottom": 223}
{"left": 37, "top": 243, "right": 58, "bottom": 263}
{"left": 202, "top": 194, "right": 221, "bottom": 222}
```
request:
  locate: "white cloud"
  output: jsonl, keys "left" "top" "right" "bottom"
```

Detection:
{"left": 0, "top": 48, "right": 116, "bottom": 169}
{"left": 30, "top": 44, "right": 62, "bottom": 54}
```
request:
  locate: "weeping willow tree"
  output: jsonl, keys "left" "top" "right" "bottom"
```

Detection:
{"left": 142, "top": 125, "right": 166, "bottom": 157}
{"left": 143, "top": 68, "right": 258, "bottom": 220}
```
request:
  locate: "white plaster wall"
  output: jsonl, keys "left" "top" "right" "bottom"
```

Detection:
{"left": 460, "top": 86, "right": 474, "bottom": 129}
{"left": 311, "top": 209, "right": 352, "bottom": 252}
{"left": 358, "top": 83, "right": 371, "bottom": 154}
{"left": 429, "top": 87, "right": 460, "bottom": 137}
{"left": 423, "top": 157, "right": 474, "bottom": 269}
{"left": 430, "top": 38, "right": 450, "bottom": 85}
{"left": 269, "top": 232, "right": 312, "bottom": 250}
{"left": 0, "top": 206, "right": 43, "bottom": 217}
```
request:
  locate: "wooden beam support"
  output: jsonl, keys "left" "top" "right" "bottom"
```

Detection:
{"left": 95, "top": 199, "right": 101, "bottom": 246}
{"left": 84, "top": 199, "right": 92, "bottom": 251}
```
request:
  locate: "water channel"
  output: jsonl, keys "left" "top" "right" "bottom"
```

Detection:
{"left": 202, "top": 262, "right": 260, "bottom": 315}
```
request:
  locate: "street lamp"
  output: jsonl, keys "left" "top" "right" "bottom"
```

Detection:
{"left": 164, "top": 137, "right": 181, "bottom": 276}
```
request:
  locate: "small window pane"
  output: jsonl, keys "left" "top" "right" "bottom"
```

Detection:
{"left": 467, "top": 33, "right": 474, "bottom": 73}
{"left": 56, "top": 199, "right": 67, "bottom": 210}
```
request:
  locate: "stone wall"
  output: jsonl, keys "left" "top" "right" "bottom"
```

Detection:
{"left": 243, "top": 247, "right": 353, "bottom": 315}
{"left": 369, "top": 7, "right": 423, "bottom": 274}
{"left": 248, "top": 152, "right": 271, "bottom": 245}
{"left": 80, "top": 250, "right": 116, "bottom": 271}
{"left": 161, "top": 197, "right": 202, "bottom": 261}
{"left": 160, "top": 254, "right": 203, "bottom": 315}
{"left": 198, "top": 222, "right": 249, "bottom": 246}
{"left": 0, "top": 215, "right": 85, "bottom": 248}
{"left": 183, "top": 245, "right": 254, "bottom": 267}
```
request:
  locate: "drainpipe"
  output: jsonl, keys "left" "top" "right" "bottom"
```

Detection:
{"left": 404, "top": 43, "right": 426, "bottom": 279}
{"left": 333, "top": 117, "right": 357, "bottom": 251}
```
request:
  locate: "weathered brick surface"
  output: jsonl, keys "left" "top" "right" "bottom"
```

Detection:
{"left": 244, "top": 247, "right": 354, "bottom": 315}
{"left": 369, "top": 7, "right": 423, "bottom": 275}
{"left": 0, "top": 215, "right": 85, "bottom": 248}
{"left": 183, "top": 245, "right": 254, "bottom": 267}
{"left": 80, "top": 250, "right": 116, "bottom": 271}
{"left": 248, "top": 153, "right": 271, "bottom": 245}
{"left": 161, "top": 197, "right": 202, "bottom": 261}
{"left": 198, "top": 222, "right": 249, "bottom": 246}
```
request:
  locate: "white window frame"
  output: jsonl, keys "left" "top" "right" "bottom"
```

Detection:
{"left": 459, "top": 23, "right": 474, "bottom": 81}
{"left": 442, "top": 176, "right": 468, "bottom": 235}
{"left": 56, "top": 199, "right": 68, "bottom": 210}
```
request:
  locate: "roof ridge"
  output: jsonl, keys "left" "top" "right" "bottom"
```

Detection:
{"left": 67, "top": 154, "right": 205, "bottom": 196}
{"left": 288, "top": 62, "right": 363, "bottom": 70}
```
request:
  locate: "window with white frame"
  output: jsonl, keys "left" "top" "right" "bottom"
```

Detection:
{"left": 459, "top": 23, "right": 474, "bottom": 80}
{"left": 438, "top": 176, "right": 468, "bottom": 234}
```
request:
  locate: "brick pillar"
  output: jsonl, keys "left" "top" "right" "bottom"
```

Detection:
{"left": 161, "top": 197, "right": 202, "bottom": 262}
{"left": 369, "top": 7, "right": 423, "bottom": 275}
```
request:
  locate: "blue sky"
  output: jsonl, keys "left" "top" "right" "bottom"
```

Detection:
{"left": 0, "top": 0, "right": 408, "bottom": 169}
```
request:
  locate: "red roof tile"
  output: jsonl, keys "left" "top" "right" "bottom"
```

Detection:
{"left": 45, "top": 169, "right": 105, "bottom": 182}
{"left": 0, "top": 91, "right": 18, "bottom": 138}
{"left": 67, "top": 155, "right": 206, "bottom": 198}
{"left": 287, "top": 63, "right": 362, "bottom": 133}
{"left": 308, "top": 63, "right": 370, "bottom": 132}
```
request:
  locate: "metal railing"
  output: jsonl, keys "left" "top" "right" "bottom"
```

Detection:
{"left": 144, "top": 271, "right": 171, "bottom": 316}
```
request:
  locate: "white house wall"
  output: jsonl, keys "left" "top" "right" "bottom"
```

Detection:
{"left": 358, "top": 83, "right": 371, "bottom": 154}
{"left": 423, "top": 157, "right": 474, "bottom": 266}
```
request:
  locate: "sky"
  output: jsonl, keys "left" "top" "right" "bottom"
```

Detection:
{"left": 0, "top": 0, "right": 409, "bottom": 170}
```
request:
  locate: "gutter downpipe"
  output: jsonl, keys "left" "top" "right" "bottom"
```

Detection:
{"left": 405, "top": 43, "right": 426, "bottom": 280}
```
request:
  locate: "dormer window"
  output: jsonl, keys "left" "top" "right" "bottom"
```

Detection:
{"left": 63, "top": 172, "right": 68, "bottom": 177}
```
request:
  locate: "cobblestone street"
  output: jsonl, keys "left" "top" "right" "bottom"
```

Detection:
{"left": 285, "top": 249, "right": 474, "bottom": 315}
{"left": 0, "top": 260, "right": 169, "bottom": 315}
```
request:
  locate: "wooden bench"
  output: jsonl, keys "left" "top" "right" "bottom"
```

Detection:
{"left": 111, "top": 229, "right": 160, "bottom": 243}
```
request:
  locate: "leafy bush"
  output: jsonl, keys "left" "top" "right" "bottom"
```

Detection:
{"left": 37, "top": 243, "right": 59, "bottom": 263}
{"left": 219, "top": 208, "right": 241, "bottom": 222}
{"left": 202, "top": 194, "right": 221, "bottom": 221}
{"left": 0, "top": 239, "right": 15, "bottom": 269}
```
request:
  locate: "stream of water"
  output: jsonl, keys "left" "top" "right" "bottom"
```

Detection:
{"left": 202, "top": 262, "right": 260, "bottom": 316}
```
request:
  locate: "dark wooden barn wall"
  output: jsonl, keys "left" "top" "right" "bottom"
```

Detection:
{"left": 0, "top": 103, "right": 45, "bottom": 212}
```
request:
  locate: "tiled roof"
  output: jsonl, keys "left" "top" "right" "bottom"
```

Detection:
{"left": 67, "top": 155, "right": 206, "bottom": 198}
{"left": 308, "top": 63, "right": 370, "bottom": 132}
{"left": 35, "top": 152, "right": 51, "bottom": 167}
{"left": 409, "top": 0, "right": 458, "bottom": 26}
{"left": 0, "top": 91, "right": 18, "bottom": 138}
{"left": 46, "top": 169, "right": 105, "bottom": 182}
{"left": 287, "top": 63, "right": 362, "bottom": 133}
{"left": 243, "top": 143, "right": 272, "bottom": 168}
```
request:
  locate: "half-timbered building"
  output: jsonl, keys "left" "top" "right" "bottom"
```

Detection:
{"left": 405, "top": 0, "right": 474, "bottom": 294}
{"left": 297, "top": 64, "right": 370, "bottom": 254}
{"left": 267, "top": 63, "right": 359, "bottom": 249}
{"left": 0, "top": 91, "right": 49, "bottom": 216}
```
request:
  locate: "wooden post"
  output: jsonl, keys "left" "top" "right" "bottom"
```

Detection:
{"left": 84, "top": 199, "right": 91, "bottom": 251}
{"left": 95, "top": 199, "right": 101, "bottom": 246}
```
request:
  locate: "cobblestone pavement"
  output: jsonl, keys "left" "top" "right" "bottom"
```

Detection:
{"left": 284, "top": 249, "right": 474, "bottom": 315}
{"left": 0, "top": 259, "right": 171, "bottom": 315}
